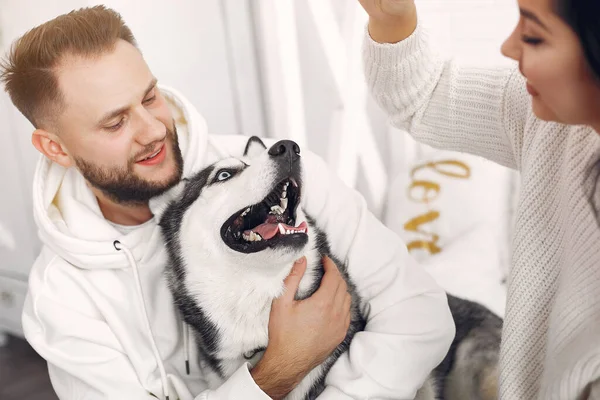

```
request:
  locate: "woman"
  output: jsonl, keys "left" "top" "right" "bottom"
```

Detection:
{"left": 358, "top": 0, "right": 600, "bottom": 399}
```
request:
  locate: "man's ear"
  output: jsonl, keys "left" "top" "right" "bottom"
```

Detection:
{"left": 31, "top": 129, "right": 73, "bottom": 168}
{"left": 243, "top": 136, "right": 267, "bottom": 159}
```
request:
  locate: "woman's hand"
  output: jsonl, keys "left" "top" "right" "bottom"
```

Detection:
{"left": 358, "top": 0, "right": 417, "bottom": 43}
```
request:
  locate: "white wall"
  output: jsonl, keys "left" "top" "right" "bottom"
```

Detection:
{"left": 418, "top": 0, "right": 518, "bottom": 66}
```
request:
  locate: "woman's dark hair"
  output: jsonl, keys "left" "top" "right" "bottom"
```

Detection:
{"left": 554, "top": 0, "right": 600, "bottom": 79}
{"left": 554, "top": 0, "right": 600, "bottom": 223}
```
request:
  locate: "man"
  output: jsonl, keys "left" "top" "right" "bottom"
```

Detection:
{"left": 0, "top": 6, "right": 454, "bottom": 399}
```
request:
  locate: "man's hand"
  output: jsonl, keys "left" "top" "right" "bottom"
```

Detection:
{"left": 251, "top": 256, "right": 352, "bottom": 399}
{"left": 358, "top": 0, "right": 417, "bottom": 43}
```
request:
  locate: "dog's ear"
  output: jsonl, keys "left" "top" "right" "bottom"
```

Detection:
{"left": 244, "top": 136, "right": 267, "bottom": 159}
{"left": 150, "top": 179, "right": 187, "bottom": 222}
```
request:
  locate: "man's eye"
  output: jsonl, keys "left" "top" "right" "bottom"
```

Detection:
{"left": 106, "top": 119, "right": 124, "bottom": 131}
{"left": 143, "top": 95, "right": 156, "bottom": 105}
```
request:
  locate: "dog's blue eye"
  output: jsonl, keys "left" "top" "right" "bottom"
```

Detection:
{"left": 216, "top": 171, "right": 232, "bottom": 181}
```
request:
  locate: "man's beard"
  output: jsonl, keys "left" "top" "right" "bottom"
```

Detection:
{"left": 75, "top": 124, "right": 184, "bottom": 205}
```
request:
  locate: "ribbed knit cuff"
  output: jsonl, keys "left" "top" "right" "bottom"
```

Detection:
{"left": 362, "top": 20, "right": 443, "bottom": 122}
{"left": 363, "top": 21, "right": 430, "bottom": 68}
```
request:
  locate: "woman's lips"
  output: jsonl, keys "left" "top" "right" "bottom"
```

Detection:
{"left": 526, "top": 82, "right": 539, "bottom": 96}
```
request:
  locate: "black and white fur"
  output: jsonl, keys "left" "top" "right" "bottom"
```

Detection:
{"left": 157, "top": 137, "right": 503, "bottom": 400}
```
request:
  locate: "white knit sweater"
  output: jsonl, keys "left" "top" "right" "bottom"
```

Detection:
{"left": 363, "top": 24, "right": 600, "bottom": 400}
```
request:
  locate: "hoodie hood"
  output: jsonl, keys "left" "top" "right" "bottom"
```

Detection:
{"left": 32, "top": 85, "right": 209, "bottom": 270}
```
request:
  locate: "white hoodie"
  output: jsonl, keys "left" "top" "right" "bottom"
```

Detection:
{"left": 22, "top": 85, "right": 454, "bottom": 400}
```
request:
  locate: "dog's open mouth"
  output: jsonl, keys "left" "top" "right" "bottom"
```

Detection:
{"left": 221, "top": 178, "right": 308, "bottom": 253}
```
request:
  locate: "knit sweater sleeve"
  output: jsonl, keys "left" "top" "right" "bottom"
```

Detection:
{"left": 363, "top": 23, "right": 530, "bottom": 170}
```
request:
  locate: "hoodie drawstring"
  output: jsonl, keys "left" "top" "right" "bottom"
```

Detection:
{"left": 183, "top": 322, "right": 190, "bottom": 375}
{"left": 114, "top": 240, "right": 171, "bottom": 400}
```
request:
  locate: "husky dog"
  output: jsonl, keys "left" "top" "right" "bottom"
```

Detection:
{"left": 158, "top": 137, "right": 502, "bottom": 400}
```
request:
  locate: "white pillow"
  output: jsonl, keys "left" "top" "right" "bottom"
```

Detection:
{"left": 384, "top": 131, "right": 517, "bottom": 280}
{"left": 420, "top": 225, "right": 507, "bottom": 317}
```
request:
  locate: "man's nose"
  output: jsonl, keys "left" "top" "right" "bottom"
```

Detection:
{"left": 136, "top": 110, "right": 166, "bottom": 145}
{"left": 268, "top": 140, "right": 301, "bottom": 162}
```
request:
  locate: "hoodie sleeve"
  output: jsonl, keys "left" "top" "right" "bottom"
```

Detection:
{"left": 22, "top": 259, "right": 272, "bottom": 400}
{"left": 364, "top": 23, "right": 530, "bottom": 171}
{"left": 208, "top": 134, "right": 455, "bottom": 399}
{"left": 301, "top": 150, "right": 455, "bottom": 399}
{"left": 195, "top": 364, "right": 270, "bottom": 400}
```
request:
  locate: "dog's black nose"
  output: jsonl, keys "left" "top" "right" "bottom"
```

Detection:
{"left": 268, "top": 140, "right": 300, "bottom": 158}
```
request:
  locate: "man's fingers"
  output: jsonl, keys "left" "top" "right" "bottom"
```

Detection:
{"left": 333, "top": 276, "right": 349, "bottom": 308}
{"left": 345, "top": 311, "right": 351, "bottom": 331}
{"left": 338, "top": 291, "right": 352, "bottom": 326}
{"left": 321, "top": 255, "right": 339, "bottom": 274}
{"left": 315, "top": 256, "right": 343, "bottom": 296}
{"left": 343, "top": 293, "right": 352, "bottom": 318}
{"left": 279, "top": 257, "right": 307, "bottom": 303}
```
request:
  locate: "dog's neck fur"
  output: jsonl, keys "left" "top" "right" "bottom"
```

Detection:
{"left": 182, "top": 223, "right": 323, "bottom": 358}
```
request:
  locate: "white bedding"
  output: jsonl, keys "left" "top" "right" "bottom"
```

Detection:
{"left": 383, "top": 130, "right": 515, "bottom": 317}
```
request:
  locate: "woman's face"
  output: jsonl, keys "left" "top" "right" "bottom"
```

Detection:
{"left": 501, "top": 0, "right": 600, "bottom": 128}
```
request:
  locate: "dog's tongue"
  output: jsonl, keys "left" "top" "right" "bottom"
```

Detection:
{"left": 250, "top": 215, "right": 284, "bottom": 240}
{"left": 249, "top": 223, "right": 280, "bottom": 240}
{"left": 244, "top": 218, "right": 308, "bottom": 240}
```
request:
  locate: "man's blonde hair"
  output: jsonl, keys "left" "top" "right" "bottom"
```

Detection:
{"left": 0, "top": 5, "right": 137, "bottom": 128}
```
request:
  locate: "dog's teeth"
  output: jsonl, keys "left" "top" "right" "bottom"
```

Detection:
{"left": 242, "top": 231, "right": 263, "bottom": 242}
{"left": 282, "top": 190, "right": 287, "bottom": 199}
{"left": 280, "top": 198, "right": 288, "bottom": 210}
{"left": 271, "top": 205, "right": 284, "bottom": 215}
{"left": 278, "top": 224, "right": 285, "bottom": 235}
{"left": 241, "top": 208, "right": 250, "bottom": 217}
